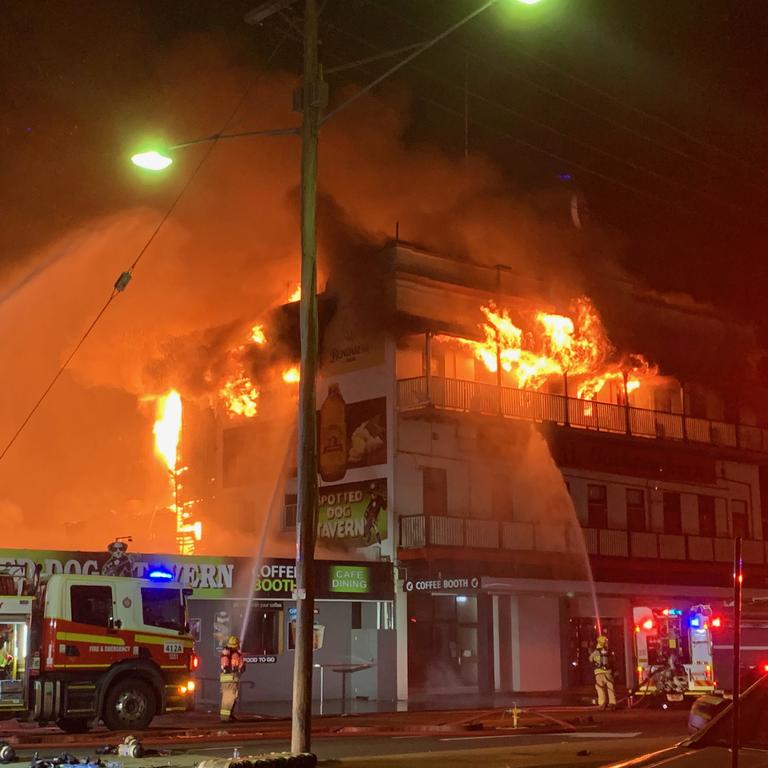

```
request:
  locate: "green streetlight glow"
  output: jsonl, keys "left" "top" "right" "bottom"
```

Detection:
{"left": 131, "top": 150, "right": 173, "bottom": 171}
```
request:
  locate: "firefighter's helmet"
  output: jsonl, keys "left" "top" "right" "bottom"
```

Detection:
{"left": 596, "top": 635, "right": 608, "bottom": 648}
{"left": 226, "top": 635, "right": 240, "bottom": 649}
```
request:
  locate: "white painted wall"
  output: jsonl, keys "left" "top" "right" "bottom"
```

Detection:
{"left": 512, "top": 596, "right": 562, "bottom": 691}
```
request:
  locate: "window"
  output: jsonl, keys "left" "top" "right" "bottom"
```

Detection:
{"left": 284, "top": 494, "right": 297, "bottom": 529}
{"left": 663, "top": 492, "right": 682, "bottom": 535}
{"left": 732, "top": 500, "right": 750, "bottom": 539}
{"left": 423, "top": 467, "right": 447, "bottom": 516}
{"left": 141, "top": 588, "right": 186, "bottom": 631}
{"left": 587, "top": 484, "right": 608, "bottom": 528}
{"left": 626, "top": 488, "right": 646, "bottom": 532}
{"left": 698, "top": 495, "right": 716, "bottom": 537}
{"left": 491, "top": 474, "right": 514, "bottom": 520}
{"left": 71, "top": 585, "right": 113, "bottom": 627}
{"left": 247, "top": 607, "right": 281, "bottom": 654}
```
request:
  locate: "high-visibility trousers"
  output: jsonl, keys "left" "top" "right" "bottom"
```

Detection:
{"left": 220, "top": 672, "right": 240, "bottom": 720}
{"left": 594, "top": 670, "right": 616, "bottom": 708}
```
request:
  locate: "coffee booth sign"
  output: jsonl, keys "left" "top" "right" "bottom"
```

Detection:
{"left": 403, "top": 576, "right": 480, "bottom": 592}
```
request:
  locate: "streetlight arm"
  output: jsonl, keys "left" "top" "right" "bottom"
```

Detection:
{"left": 170, "top": 126, "right": 300, "bottom": 149}
{"left": 320, "top": 0, "right": 499, "bottom": 126}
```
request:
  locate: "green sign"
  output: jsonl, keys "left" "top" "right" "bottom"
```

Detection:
{"left": 329, "top": 564, "right": 370, "bottom": 594}
{"left": 317, "top": 479, "right": 387, "bottom": 546}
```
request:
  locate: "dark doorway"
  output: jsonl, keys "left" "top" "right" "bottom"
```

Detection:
{"left": 407, "top": 592, "right": 480, "bottom": 693}
{"left": 566, "top": 617, "right": 626, "bottom": 689}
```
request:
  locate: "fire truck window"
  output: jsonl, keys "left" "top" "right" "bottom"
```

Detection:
{"left": 71, "top": 585, "right": 113, "bottom": 626}
{"left": 141, "top": 588, "right": 185, "bottom": 631}
{"left": 244, "top": 608, "right": 281, "bottom": 654}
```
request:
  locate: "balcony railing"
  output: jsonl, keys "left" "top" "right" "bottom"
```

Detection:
{"left": 399, "top": 514, "right": 768, "bottom": 565}
{"left": 397, "top": 375, "right": 768, "bottom": 453}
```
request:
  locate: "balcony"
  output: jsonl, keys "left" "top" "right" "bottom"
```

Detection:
{"left": 399, "top": 514, "right": 768, "bottom": 565}
{"left": 397, "top": 375, "right": 768, "bottom": 453}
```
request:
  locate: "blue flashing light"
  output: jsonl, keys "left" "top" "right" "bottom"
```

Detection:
{"left": 668, "top": 608, "right": 683, "bottom": 616}
{"left": 148, "top": 568, "right": 174, "bottom": 581}
{"left": 690, "top": 617, "right": 701, "bottom": 628}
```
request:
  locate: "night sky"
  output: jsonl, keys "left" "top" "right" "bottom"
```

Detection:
{"left": 4, "top": 1, "right": 768, "bottom": 324}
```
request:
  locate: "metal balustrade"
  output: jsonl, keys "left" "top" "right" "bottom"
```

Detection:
{"left": 398, "top": 515, "right": 768, "bottom": 565}
{"left": 397, "top": 375, "right": 768, "bottom": 453}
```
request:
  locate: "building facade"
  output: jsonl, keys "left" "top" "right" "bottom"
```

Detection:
{"left": 275, "top": 242, "right": 768, "bottom": 702}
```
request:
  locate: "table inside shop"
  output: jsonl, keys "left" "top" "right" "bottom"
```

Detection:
{"left": 313, "top": 661, "right": 375, "bottom": 715}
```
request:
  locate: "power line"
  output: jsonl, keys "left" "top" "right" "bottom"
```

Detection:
{"left": 324, "top": 14, "right": 765, "bottom": 225}
{"left": 363, "top": 0, "right": 768, "bottom": 192}
{"left": 321, "top": 21, "right": 711, "bottom": 216}
{"left": 0, "top": 29, "right": 290, "bottom": 464}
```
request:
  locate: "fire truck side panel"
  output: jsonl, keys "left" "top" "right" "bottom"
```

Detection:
{"left": 31, "top": 575, "right": 194, "bottom": 726}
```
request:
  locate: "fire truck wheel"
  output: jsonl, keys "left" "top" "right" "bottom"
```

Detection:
{"left": 56, "top": 718, "right": 90, "bottom": 734}
{"left": 103, "top": 679, "right": 157, "bottom": 731}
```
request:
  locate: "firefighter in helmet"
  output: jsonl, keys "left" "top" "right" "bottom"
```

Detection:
{"left": 219, "top": 635, "right": 246, "bottom": 722}
{"left": 590, "top": 635, "right": 617, "bottom": 710}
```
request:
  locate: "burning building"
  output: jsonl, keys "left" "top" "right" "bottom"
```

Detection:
{"left": 249, "top": 238, "right": 767, "bottom": 703}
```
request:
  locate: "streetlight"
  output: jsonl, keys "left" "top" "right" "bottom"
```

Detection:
{"left": 131, "top": 150, "right": 173, "bottom": 171}
{"left": 131, "top": 0, "right": 544, "bottom": 754}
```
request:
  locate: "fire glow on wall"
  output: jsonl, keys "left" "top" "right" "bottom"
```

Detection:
{"left": 153, "top": 390, "right": 202, "bottom": 555}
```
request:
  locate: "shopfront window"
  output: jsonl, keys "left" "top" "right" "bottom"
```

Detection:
{"left": 408, "top": 593, "right": 479, "bottom": 691}
{"left": 244, "top": 607, "right": 282, "bottom": 655}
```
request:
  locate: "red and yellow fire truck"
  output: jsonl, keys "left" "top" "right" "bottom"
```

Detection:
{"left": 0, "top": 565, "right": 197, "bottom": 732}
{"left": 632, "top": 604, "right": 717, "bottom": 703}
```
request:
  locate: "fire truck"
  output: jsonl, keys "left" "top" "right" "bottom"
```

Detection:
{"left": 632, "top": 604, "right": 718, "bottom": 704}
{"left": 0, "top": 564, "right": 197, "bottom": 732}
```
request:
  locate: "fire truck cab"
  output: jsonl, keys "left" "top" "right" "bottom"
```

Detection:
{"left": 0, "top": 568, "right": 196, "bottom": 732}
{"left": 632, "top": 604, "right": 716, "bottom": 703}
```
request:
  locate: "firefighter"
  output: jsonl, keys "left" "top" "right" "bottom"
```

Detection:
{"left": 590, "top": 635, "right": 617, "bottom": 710}
{"left": 0, "top": 631, "right": 12, "bottom": 680}
{"left": 219, "top": 635, "right": 245, "bottom": 722}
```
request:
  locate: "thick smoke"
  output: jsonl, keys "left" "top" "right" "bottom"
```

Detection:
{"left": 0, "top": 32, "right": 735, "bottom": 553}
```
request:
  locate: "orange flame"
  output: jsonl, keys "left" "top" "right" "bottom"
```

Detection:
{"left": 251, "top": 324, "right": 267, "bottom": 345}
{"left": 152, "top": 391, "right": 202, "bottom": 554}
{"left": 438, "top": 296, "right": 656, "bottom": 400}
{"left": 282, "top": 366, "right": 300, "bottom": 383}
{"left": 288, "top": 284, "right": 301, "bottom": 303}
{"left": 219, "top": 371, "right": 260, "bottom": 417}
{"left": 153, "top": 390, "right": 182, "bottom": 471}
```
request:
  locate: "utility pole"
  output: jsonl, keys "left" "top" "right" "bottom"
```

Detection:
{"left": 732, "top": 536, "right": 743, "bottom": 768}
{"left": 291, "top": 0, "right": 320, "bottom": 755}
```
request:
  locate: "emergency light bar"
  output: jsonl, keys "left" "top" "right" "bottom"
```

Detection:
{"left": 148, "top": 569, "right": 174, "bottom": 581}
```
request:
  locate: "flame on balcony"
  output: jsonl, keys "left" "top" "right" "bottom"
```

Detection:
{"left": 438, "top": 297, "right": 656, "bottom": 400}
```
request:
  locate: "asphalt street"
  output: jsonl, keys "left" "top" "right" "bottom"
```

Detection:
{"left": 9, "top": 710, "right": 690, "bottom": 768}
